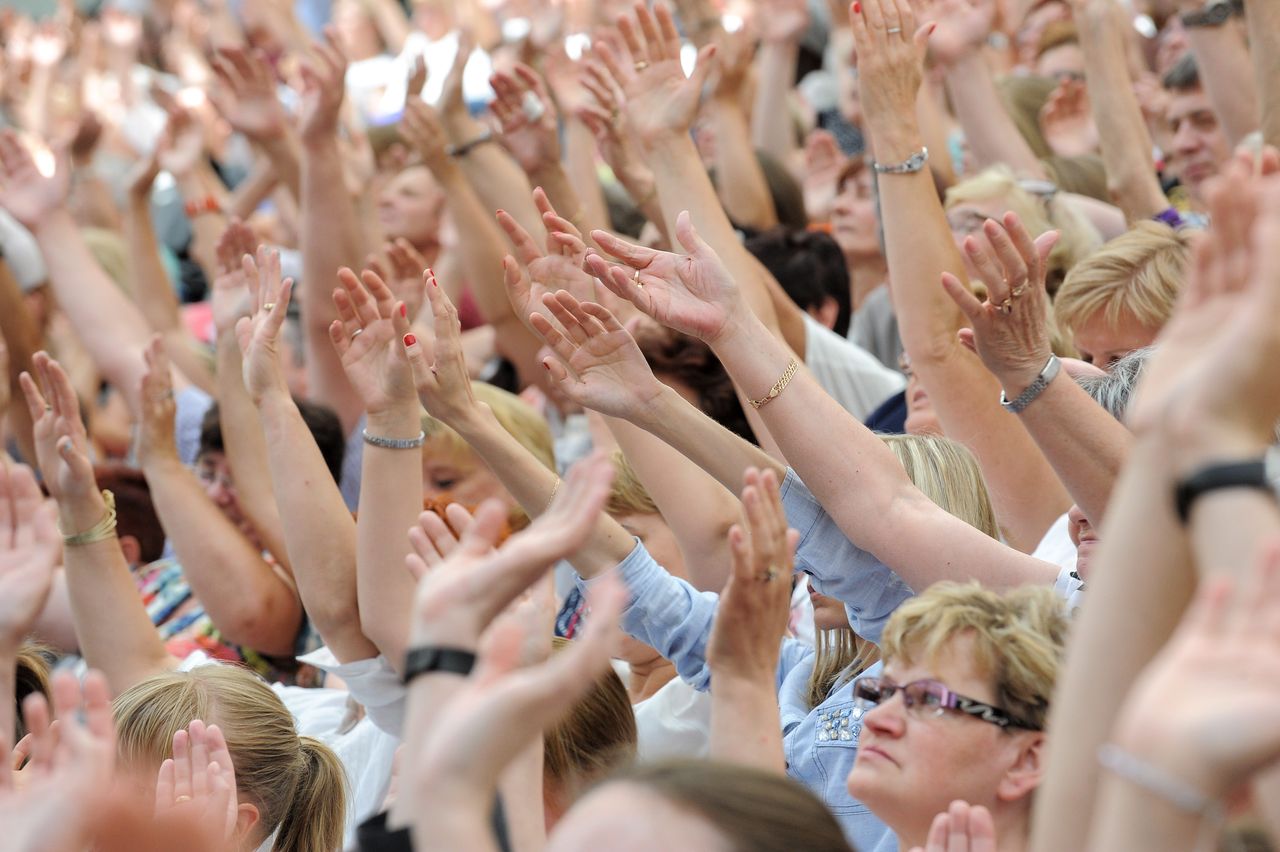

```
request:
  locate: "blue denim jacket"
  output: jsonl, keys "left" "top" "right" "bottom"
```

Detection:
{"left": 581, "top": 542, "right": 899, "bottom": 852}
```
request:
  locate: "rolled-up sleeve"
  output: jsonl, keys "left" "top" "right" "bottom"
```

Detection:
{"left": 779, "top": 469, "right": 914, "bottom": 646}
{"left": 579, "top": 541, "right": 718, "bottom": 692}
{"left": 299, "top": 647, "right": 406, "bottom": 737}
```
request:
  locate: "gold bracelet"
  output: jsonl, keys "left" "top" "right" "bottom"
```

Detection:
{"left": 60, "top": 490, "right": 118, "bottom": 547}
{"left": 750, "top": 359, "right": 798, "bottom": 410}
{"left": 543, "top": 478, "right": 561, "bottom": 515}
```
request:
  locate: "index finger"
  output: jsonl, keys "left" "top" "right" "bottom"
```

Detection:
{"left": 497, "top": 210, "right": 545, "bottom": 266}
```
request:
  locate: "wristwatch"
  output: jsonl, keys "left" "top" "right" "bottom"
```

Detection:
{"left": 1000, "top": 355, "right": 1061, "bottom": 414}
{"left": 402, "top": 646, "right": 477, "bottom": 685}
{"left": 1174, "top": 459, "right": 1273, "bottom": 524}
{"left": 1180, "top": 0, "right": 1242, "bottom": 28}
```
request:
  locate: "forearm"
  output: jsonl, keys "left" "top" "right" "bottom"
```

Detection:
{"left": 1247, "top": 0, "right": 1280, "bottom": 149}
{"left": 364, "top": 0, "right": 413, "bottom": 52}
{"left": 497, "top": 740, "right": 546, "bottom": 852}
{"left": 451, "top": 405, "right": 635, "bottom": 577}
{"left": 215, "top": 336, "right": 291, "bottom": 572}
{"left": 944, "top": 54, "right": 1049, "bottom": 179}
{"left": 1183, "top": 23, "right": 1258, "bottom": 147}
{"left": 605, "top": 415, "right": 737, "bottom": 591}
{"left": 752, "top": 40, "right": 800, "bottom": 166}
{"left": 709, "top": 675, "right": 786, "bottom": 774}
{"left": 301, "top": 138, "right": 367, "bottom": 432}
{"left": 174, "top": 166, "right": 229, "bottom": 279}
{"left": 446, "top": 112, "right": 546, "bottom": 247}
{"left": 142, "top": 458, "right": 301, "bottom": 655}
{"left": 1077, "top": 0, "right": 1168, "bottom": 222}
{"left": 528, "top": 162, "right": 589, "bottom": 232}
{"left": 916, "top": 80, "right": 958, "bottom": 190}
{"left": 227, "top": 156, "right": 282, "bottom": 221}
{"left": 1030, "top": 436, "right": 1194, "bottom": 852}
{"left": 1087, "top": 773, "right": 1206, "bottom": 852}
{"left": 711, "top": 97, "right": 779, "bottom": 232}
{"left": 258, "top": 390, "right": 376, "bottom": 663}
{"left": 57, "top": 491, "right": 177, "bottom": 695}
{"left": 0, "top": 262, "right": 41, "bottom": 464}
{"left": 1006, "top": 371, "right": 1131, "bottom": 528}
{"left": 30, "top": 212, "right": 153, "bottom": 413}
{"left": 562, "top": 119, "right": 612, "bottom": 238}
{"left": 355, "top": 405, "right": 424, "bottom": 670}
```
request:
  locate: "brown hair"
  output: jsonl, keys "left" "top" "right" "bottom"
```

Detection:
{"left": 14, "top": 642, "right": 52, "bottom": 742}
{"left": 544, "top": 637, "right": 638, "bottom": 805}
{"left": 604, "top": 451, "right": 660, "bottom": 518}
{"left": 604, "top": 760, "right": 853, "bottom": 852}
{"left": 113, "top": 666, "right": 347, "bottom": 852}
{"left": 635, "top": 326, "right": 758, "bottom": 446}
{"left": 93, "top": 465, "right": 165, "bottom": 564}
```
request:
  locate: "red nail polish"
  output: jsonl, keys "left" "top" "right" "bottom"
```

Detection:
{"left": 403, "top": 333, "right": 416, "bottom": 347}
{"left": 853, "top": 2, "right": 860, "bottom": 14}
{"left": 400, "top": 303, "right": 407, "bottom": 318}
{"left": 543, "top": 361, "right": 552, "bottom": 371}
{"left": 928, "top": 22, "right": 937, "bottom": 34}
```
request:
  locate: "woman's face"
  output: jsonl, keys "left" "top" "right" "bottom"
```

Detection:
{"left": 421, "top": 439, "right": 515, "bottom": 511}
{"left": 549, "top": 782, "right": 733, "bottom": 851}
{"left": 901, "top": 358, "right": 943, "bottom": 437}
{"left": 809, "top": 588, "right": 852, "bottom": 631}
{"left": 830, "top": 170, "right": 882, "bottom": 261}
{"left": 1070, "top": 309, "right": 1162, "bottom": 368}
{"left": 1066, "top": 503, "right": 1098, "bottom": 580}
{"left": 847, "top": 634, "right": 1042, "bottom": 840}
{"left": 947, "top": 194, "right": 1016, "bottom": 285}
{"left": 377, "top": 166, "right": 446, "bottom": 251}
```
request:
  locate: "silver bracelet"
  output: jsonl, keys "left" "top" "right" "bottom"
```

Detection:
{"left": 872, "top": 147, "right": 928, "bottom": 175}
{"left": 1097, "top": 744, "right": 1223, "bottom": 819}
{"left": 362, "top": 429, "right": 426, "bottom": 450}
{"left": 1000, "top": 355, "right": 1061, "bottom": 414}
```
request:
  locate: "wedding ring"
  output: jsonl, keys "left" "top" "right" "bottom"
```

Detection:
{"left": 174, "top": 795, "right": 192, "bottom": 804}
{"left": 999, "top": 298, "right": 1013, "bottom": 314}
{"left": 887, "top": 26, "right": 902, "bottom": 34}
{"left": 350, "top": 328, "right": 365, "bottom": 338}
{"left": 761, "top": 567, "right": 780, "bottom": 582}
{"left": 632, "top": 268, "right": 643, "bottom": 287}
{"left": 633, "top": 60, "right": 650, "bottom": 72}
{"left": 263, "top": 302, "right": 276, "bottom": 311}
{"left": 1011, "top": 285, "right": 1027, "bottom": 298}
{"left": 44, "top": 404, "right": 52, "bottom": 412}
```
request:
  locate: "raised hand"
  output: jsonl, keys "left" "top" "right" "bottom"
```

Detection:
{"left": 588, "top": 211, "right": 746, "bottom": 342}
{"left": 0, "top": 131, "right": 70, "bottom": 228}
{"left": 400, "top": 99, "right": 451, "bottom": 172}
{"left": 326, "top": 265, "right": 417, "bottom": 418}
{"left": 156, "top": 107, "right": 207, "bottom": 178}
{"left": 941, "top": 212, "right": 1060, "bottom": 391}
{"left": 297, "top": 28, "right": 348, "bottom": 143}
{"left": 909, "top": 800, "right": 998, "bottom": 852}
{"left": 366, "top": 238, "right": 431, "bottom": 322}
{"left": 407, "top": 451, "right": 616, "bottom": 649}
{"left": 489, "top": 63, "right": 562, "bottom": 175}
{"left": 710, "top": 26, "right": 754, "bottom": 99}
{"left": 233, "top": 247, "right": 295, "bottom": 403}
{"left": 920, "top": 0, "right": 994, "bottom": 69}
{"left": 19, "top": 353, "right": 96, "bottom": 505}
{"left": 498, "top": 188, "right": 600, "bottom": 326}
{"left": 437, "top": 34, "right": 474, "bottom": 124}
{"left": 210, "top": 46, "right": 288, "bottom": 142}
{"left": 0, "top": 463, "right": 60, "bottom": 649}
{"left": 136, "top": 337, "right": 181, "bottom": 468}
{"left": 14, "top": 670, "right": 115, "bottom": 796}
{"left": 155, "top": 720, "right": 239, "bottom": 843}
{"left": 401, "top": 269, "right": 478, "bottom": 425}
{"left": 850, "top": 0, "right": 934, "bottom": 134}
{"left": 575, "top": 53, "right": 658, "bottom": 207}
{"left": 1112, "top": 540, "right": 1280, "bottom": 799}
{"left": 707, "top": 468, "right": 797, "bottom": 683}
{"left": 529, "top": 291, "right": 666, "bottom": 419}
{"left": 757, "top": 0, "right": 811, "bottom": 44}
{"left": 1039, "top": 78, "right": 1099, "bottom": 159}
{"left": 597, "top": 2, "right": 718, "bottom": 145}
{"left": 210, "top": 220, "right": 259, "bottom": 338}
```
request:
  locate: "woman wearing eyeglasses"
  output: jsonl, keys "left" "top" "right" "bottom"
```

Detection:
{"left": 848, "top": 582, "right": 1068, "bottom": 851}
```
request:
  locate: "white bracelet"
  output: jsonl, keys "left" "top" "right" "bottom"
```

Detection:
{"left": 1097, "top": 743, "right": 1223, "bottom": 819}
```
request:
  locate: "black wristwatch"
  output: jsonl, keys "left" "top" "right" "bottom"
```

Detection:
{"left": 1174, "top": 459, "right": 1273, "bottom": 524}
{"left": 402, "top": 646, "right": 477, "bottom": 685}
{"left": 1180, "top": 0, "right": 1242, "bottom": 28}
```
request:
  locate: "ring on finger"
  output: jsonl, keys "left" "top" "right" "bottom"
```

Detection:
{"left": 351, "top": 327, "right": 365, "bottom": 339}
{"left": 633, "top": 60, "right": 649, "bottom": 72}
{"left": 886, "top": 26, "right": 902, "bottom": 34}
{"left": 633, "top": 268, "right": 643, "bottom": 288}
{"left": 999, "top": 298, "right": 1013, "bottom": 314}
{"left": 262, "top": 302, "right": 276, "bottom": 311}
{"left": 1011, "top": 284, "right": 1027, "bottom": 298}
{"left": 174, "top": 795, "right": 192, "bottom": 804}
{"left": 761, "top": 567, "right": 781, "bottom": 583}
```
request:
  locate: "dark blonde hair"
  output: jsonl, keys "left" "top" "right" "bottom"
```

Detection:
{"left": 14, "top": 642, "right": 52, "bottom": 742}
{"left": 604, "top": 760, "right": 853, "bottom": 852}
{"left": 880, "top": 582, "right": 1069, "bottom": 731}
{"left": 113, "top": 666, "right": 347, "bottom": 852}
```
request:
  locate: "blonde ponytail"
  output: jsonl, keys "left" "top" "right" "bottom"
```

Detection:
{"left": 272, "top": 736, "right": 347, "bottom": 852}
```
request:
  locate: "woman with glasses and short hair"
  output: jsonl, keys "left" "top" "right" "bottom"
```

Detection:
{"left": 849, "top": 581, "right": 1069, "bottom": 851}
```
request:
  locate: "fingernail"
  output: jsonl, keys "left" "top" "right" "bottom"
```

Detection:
{"left": 928, "top": 23, "right": 937, "bottom": 34}
{"left": 543, "top": 361, "right": 551, "bottom": 371}
{"left": 400, "top": 303, "right": 408, "bottom": 318}
{"left": 403, "top": 333, "right": 416, "bottom": 347}
{"left": 853, "top": 2, "right": 860, "bottom": 13}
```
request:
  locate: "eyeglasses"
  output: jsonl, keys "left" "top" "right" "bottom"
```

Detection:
{"left": 853, "top": 676, "right": 1040, "bottom": 731}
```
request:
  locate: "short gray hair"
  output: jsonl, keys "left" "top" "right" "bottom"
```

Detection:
{"left": 1077, "top": 347, "right": 1153, "bottom": 421}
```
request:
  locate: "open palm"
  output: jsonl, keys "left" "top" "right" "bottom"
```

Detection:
{"left": 0, "top": 132, "right": 70, "bottom": 228}
{"left": 0, "top": 464, "right": 60, "bottom": 646}
{"left": 330, "top": 268, "right": 416, "bottom": 417}
{"left": 235, "top": 248, "right": 294, "bottom": 403}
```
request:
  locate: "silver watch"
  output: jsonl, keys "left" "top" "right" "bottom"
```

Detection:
{"left": 1000, "top": 355, "right": 1061, "bottom": 414}
{"left": 872, "top": 147, "right": 929, "bottom": 175}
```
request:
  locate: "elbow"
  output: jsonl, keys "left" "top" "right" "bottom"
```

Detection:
{"left": 217, "top": 598, "right": 301, "bottom": 658}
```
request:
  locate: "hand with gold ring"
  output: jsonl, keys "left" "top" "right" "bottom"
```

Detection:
{"left": 234, "top": 245, "right": 296, "bottom": 406}
{"left": 941, "top": 211, "right": 1062, "bottom": 394}
{"left": 706, "top": 467, "right": 799, "bottom": 688}
{"left": 594, "top": 2, "right": 718, "bottom": 146}
{"left": 155, "top": 718, "right": 240, "bottom": 841}
{"left": 329, "top": 263, "right": 418, "bottom": 421}
{"left": 575, "top": 50, "right": 657, "bottom": 218}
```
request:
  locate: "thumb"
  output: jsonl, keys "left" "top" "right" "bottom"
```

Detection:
{"left": 914, "top": 22, "right": 936, "bottom": 54}
{"left": 688, "top": 44, "right": 718, "bottom": 92}
{"left": 674, "top": 210, "right": 705, "bottom": 256}
{"left": 1034, "top": 230, "right": 1060, "bottom": 268}
{"left": 401, "top": 329, "right": 434, "bottom": 394}
{"left": 957, "top": 327, "right": 977, "bottom": 354}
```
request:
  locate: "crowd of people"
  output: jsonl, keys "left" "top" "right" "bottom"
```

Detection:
{"left": 0, "top": 0, "right": 1277, "bottom": 849}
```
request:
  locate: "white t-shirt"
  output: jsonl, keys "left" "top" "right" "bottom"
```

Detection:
{"left": 1032, "top": 511, "right": 1079, "bottom": 575}
{"left": 630, "top": 674, "right": 713, "bottom": 763}
{"left": 803, "top": 314, "right": 906, "bottom": 421}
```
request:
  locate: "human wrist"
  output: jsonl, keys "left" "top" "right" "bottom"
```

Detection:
{"left": 366, "top": 407, "right": 422, "bottom": 437}
{"left": 1113, "top": 722, "right": 1232, "bottom": 800}
{"left": 1164, "top": 422, "right": 1269, "bottom": 479}
{"left": 869, "top": 129, "right": 927, "bottom": 166}
{"left": 56, "top": 490, "right": 110, "bottom": 534}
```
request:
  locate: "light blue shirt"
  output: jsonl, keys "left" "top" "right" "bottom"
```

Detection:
{"left": 580, "top": 542, "right": 898, "bottom": 852}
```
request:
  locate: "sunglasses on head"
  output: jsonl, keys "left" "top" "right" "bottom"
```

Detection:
{"left": 853, "top": 676, "right": 1040, "bottom": 731}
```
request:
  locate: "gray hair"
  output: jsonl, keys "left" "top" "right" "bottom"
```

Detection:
{"left": 1077, "top": 347, "right": 1153, "bottom": 421}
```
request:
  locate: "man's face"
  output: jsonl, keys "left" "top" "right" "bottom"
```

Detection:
{"left": 1166, "top": 87, "right": 1230, "bottom": 201}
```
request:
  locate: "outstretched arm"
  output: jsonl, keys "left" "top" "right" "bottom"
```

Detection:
{"left": 1250, "top": 0, "right": 1280, "bottom": 149}
{"left": 20, "top": 355, "right": 177, "bottom": 695}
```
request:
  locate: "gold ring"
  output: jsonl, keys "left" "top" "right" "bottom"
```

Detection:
{"left": 1011, "top": 285, "right": 1027, "bottom": 298}
{"left": 632, "top": 268, "right": 643, "bottom": 287}
{"left": 761, "top": 567, "right": 780, "bottom": 582}
{"left": 262, "top": 302, "right": 276, "bottom": 311}
{"left": 633, "top": 60, "right": 650, "bottom": 72}
{"left": 174, "top": 795, "right": 192, "bottom": 804}
{"left": 999, "top": 298, "right": 1013, "bottom": 314}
